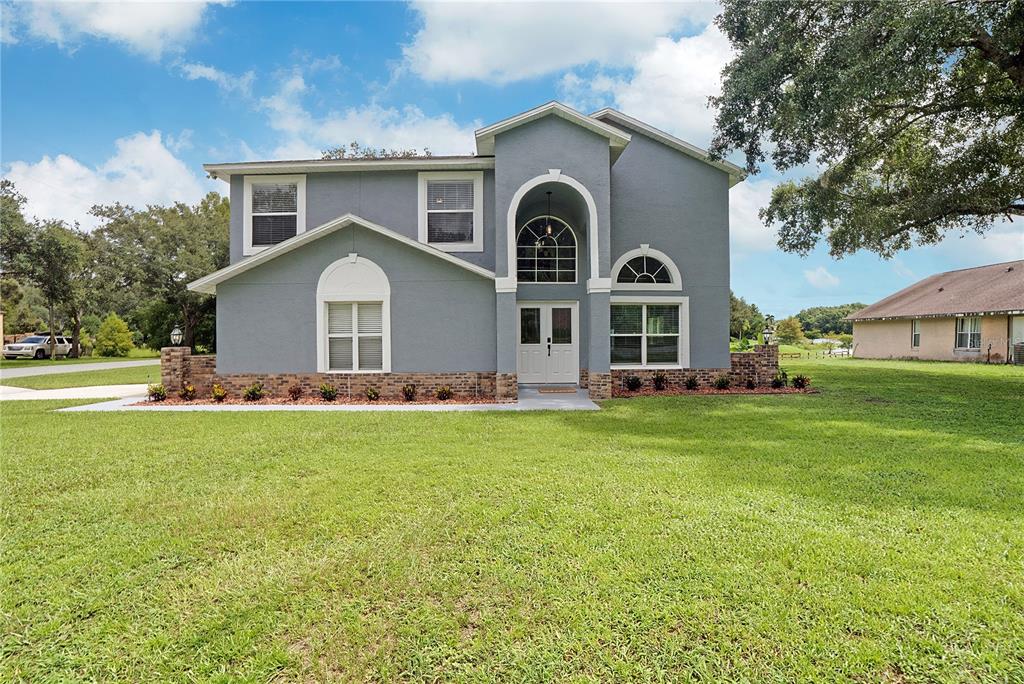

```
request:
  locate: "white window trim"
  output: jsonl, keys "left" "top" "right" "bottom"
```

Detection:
{"left": 911, "top": 319, "right": 921, "bottom": 348}
{"left": 609, "top": 296, "right": 690, "bottom": 369}
{"left": 243, "top": 174, "right": 306, "bottom": 257}
{"left": 515, "top": 215, "right": 578, "bottom": 285}
{"left": 417, "top": 170, "right": 484, "bottom": 252}
{"left": 611, "top": 245, "right": 682, "bottom": 291}
{"left": 315, "top": 254, "right": 391, "bottom": 373}
{"left": 954, "top": 316, "right": 981, "bottom": 351}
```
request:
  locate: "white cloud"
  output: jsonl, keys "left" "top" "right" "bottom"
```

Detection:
{"left": 729, "top": 178, "right": 778, "bottom": 254}
{"left": 3, "top": 131, "right": 213, "bottom": 230}
{"left": 403, "top": 1, "right": 719, "bottom": 83}
{"left": 804, "top": 266, "right": 840, "bottom": 289}
{"left": 256, "top": 70, "right": 479, "bottom": 159}
{"left": 5, "top": 1, "right": 220, "bottom": 59}
{"left": 178, "top": 61, "right": 255, "bottom": 97}
{"left": 560, "top": 22, "right": 733, "bottom": 148}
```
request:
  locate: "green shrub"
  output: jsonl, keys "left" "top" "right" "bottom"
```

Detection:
{"left": 745, "top": 378, "right": 756, "bottom": 390}
{"left": 401, "top": 384, "right": 417, "bottom": 401}
{"left": 435, "top": 385, "right": 454, "bottom": 401}
{"left": 792, "top": 374, "right": 811, "bottom": 389}
{"left": 684, "top": 375, "right": 699, "bottom": 390}
{"left": 319, "top": 383, "right": 337, "bottom": 401}
{"left": 211, "top": 384, "right": 227, "bottom": 403}
{"left": 178, "top": 384, "right": 196, "bottom": 401}
{"left": 147, "top": 383, "right": 167, "bottom": 402}
{"left": 287, "top": 385, "right": 303, "bottom": 401}
{"left": 771, "top": 369, "right": 789, "bottom": 389}
{"left": 624, "top": 375, "right": 642, "bottom": 392}
{"left": 242, "top": 382, "right": 264, "bottom": 402}
{"left": 365, "top": 386, "right": 380, "bottom": 401}
{"left": 94, "top": 313, "right": 134, "bottom": 357}
{"left": 653, "top": 371, "right": 668, "bottom": 391}
{"left": 712, "top": 375, "right": 731, "bottom": 390}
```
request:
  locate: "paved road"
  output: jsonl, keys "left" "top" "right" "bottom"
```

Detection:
{"left": 0, "top": 384, "right": 149, "bottom": 401}
{"left": 0, "top": 358, "right": 159, "bottom": 379}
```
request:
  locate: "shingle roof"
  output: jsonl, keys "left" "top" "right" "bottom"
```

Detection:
{"left": 847, "top": 260, "right": 1024, "bottom": 321}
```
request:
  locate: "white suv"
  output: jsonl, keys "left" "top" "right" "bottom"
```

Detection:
{"left": 3, "top": 335, "right": 73, "bottom": 360}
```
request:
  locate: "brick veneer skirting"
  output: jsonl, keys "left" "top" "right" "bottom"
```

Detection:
{"left": 160, "top": 347, "right": 501, "bottom": 401}
{"left": 609, "top": 345, "right": 779, "bottom": 391}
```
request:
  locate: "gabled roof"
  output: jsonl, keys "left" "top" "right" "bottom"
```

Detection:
{"left": 188, "top": 214, "right": 495, "bottom": 294}
{"left": 203, "top": 156, "right": 493, "bottom": 182}
{"left": 591, "top": 108, "right": 746, "bottom": 187}
{"left": 475, "top": 101, "right": 631, "bottom": 162}
{"left": 847, "top": 260, "right": 1024, "bottom": 321}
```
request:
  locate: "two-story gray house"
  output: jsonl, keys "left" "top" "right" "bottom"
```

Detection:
{"left": 187, "top": 102, "right": 745, "bottom": 400}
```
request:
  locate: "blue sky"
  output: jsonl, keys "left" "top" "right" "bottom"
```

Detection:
{"left": 2, "top": 1, "right": 1021, "bottom": 317}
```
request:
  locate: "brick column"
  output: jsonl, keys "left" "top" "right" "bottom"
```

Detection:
{"left": 588, "top": 373, "right": 611, "bottom": 399}
{"left": 160, "top": 346, "right": 191, "bottom": 392}
{"left": 496, "top": 372, "right": 518, "bottom": 402}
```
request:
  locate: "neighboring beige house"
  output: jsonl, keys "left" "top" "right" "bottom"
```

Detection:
{"left": 848, "top": 260, "right": 1024, "bottom": 363}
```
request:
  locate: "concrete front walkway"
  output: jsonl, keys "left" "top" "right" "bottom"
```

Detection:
{"left": 57, "top": 386, "right": 599, "bottom": 412}
{"left": 0, "top": 384, "right": 149, "bottom": 401}
{"left": 0, "top": 358, "right": 159, "bottom": 379}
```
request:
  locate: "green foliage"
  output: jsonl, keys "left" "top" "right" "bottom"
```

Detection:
{"left": 745, "top": 378, "right": 756, "bottom": 390}
{"left": 730, "top": 291, "right": 766, "bottom": 342}
{"left": 712, "top": 375, "right": 732, "bottom": 390}
{"left": 795, "top": 304, "right": 868, "bottom": 336}
{"left": 178, "top": 384, "right": 196, "bottom": 401}
{"left": 211, "top": 384, "right": 227, "bottom": 403}
{"left": 321, "top": 141, "right": 432, "bottom": 160}
{"left": 792, "top": 374, "right": 811, "bottom": 389}
{"left": 242, "top": 382, "right": 265, "bottom": 402}
{"left": 684, "top": 375, "right": 700, "bottom": 391}
{"left": 836, "top": 334, "right": 854, "bottom": 350}
{"left": 365, "top": 386, "right": 380, "bottom": 401}
{"left": 774, "top": 317, "right": 805, "bottom": 346}
{"left": 434, "top": 385, "right": 454, "bottom": 401}
{"left": 711, "top": 1, "right": 1024, "bottom": 257}
{"left": 624, "top": 375, "right": 642, "bottom": 392}
{"left": 319, "top": 383, "right": 338, "bottom": 402}
{"left": 401, "top": 384, "right": 417, "bottom": 401}
{"left": 653, "top": 371, "right": 668, "bottom": 391}
{"left": 94, "top": 313, "right": 134, "bottom": 357}
{"left": 146, "top": 383, "right": 167, "bottom": 402}
{"left": 771, "top": 369, "right": 789, "bottom": 389}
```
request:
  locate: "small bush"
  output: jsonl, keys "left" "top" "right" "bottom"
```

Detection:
{"left": 147, "top": 383, "right": 167, "bottom": 402}
{"left": 771, "top": 369, "right": 789, "bottom": 389}
{"left": 792, "top": 374, "right": 811, "bottom": 389}
{"left": 211, "top": 383, "right": 227, "bottom": 403}
{"left": 365, "top": 386, "right": 380, "bottom": 401}
{"left": 712, "top": 375, "right": 731, "bottom": 390}
{"left": 401, "top": 384, "right": 417, "bottom": 401}
{"left": 94, "top": 313, "right": 134, "bottom": 357}
{"left": 242, "top": 382, "right": 265, "bottom": 402}
{"left": 287, "top": 385, "right": 303, "bottom": 401}
{"left": 684, "top": 375, "right": 699, "bottom": 390}
{"left": 435, "top": 385, "right": 454, "bottom": 401}
{"left": 319, "top": 383, "right": 337, "bottom": 401}
{"left": 624, "top": 375, "right": 642, "bottom": 392}
{"left": 745, "top": 378, "right": 756, "bottom": 390}
{"left": 178, "top": 383, "right": 196, "bottom": 401}
{"left": 653, "top": 371, "right": 668, "bottom": 391}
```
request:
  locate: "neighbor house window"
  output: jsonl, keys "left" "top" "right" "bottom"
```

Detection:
{"left": 243, "top": 175, "right": 306, "bottom": 255}
{"left": 610, "top": 303, "right": 679, "bottom": 366}
{"left": 911, "top": 319, "right": 921, "bottom": 348}
{"left": 417, "top": 171, "right": 484, "bottom": 252}
{"left": 955, "top": 316, "right": 981, "bottom": 349}
{"left": 327, "top": 302, "right": 384, "bottom": 371}
{"left": 516, "top": 216, "right": 577, "bottom": 283}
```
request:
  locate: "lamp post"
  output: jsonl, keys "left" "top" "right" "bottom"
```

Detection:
{"left": 762, "top": 315, "right": 776, "bottom": 346}
{"left": 170, "top": 325, "right": 184, "bottom": 346}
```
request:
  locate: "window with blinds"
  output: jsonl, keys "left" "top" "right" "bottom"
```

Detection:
{"left": 426, "top": 179, "right": 474, "bottom": 243}
{"left": 251, "top": 181, "right": 298, "bottom": 246}
{"left": 327, "top": 302, "right": 384, "bottom": 371}
{"left": 610, "top": 303, "right": 680, "bottom": 366}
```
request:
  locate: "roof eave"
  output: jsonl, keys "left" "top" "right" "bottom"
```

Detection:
{"left": 202, "top": 156, "right": 495, "bottom": 182}
{"left": 474, "top": 101, "right": 631, "bottom": 158}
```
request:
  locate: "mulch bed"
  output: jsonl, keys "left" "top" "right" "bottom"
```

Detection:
{"left": 132, "top": 395, "right": 498, "bottom": 407}
{"left": 612, "top": 386, "right": 816, "bottom": 398}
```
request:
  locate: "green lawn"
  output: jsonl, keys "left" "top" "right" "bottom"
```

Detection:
{"left": 0, "top": 364, "right": 159, "bottom": 389}
{"left": 2, "top": 359, "right": 1022, "bottom": 681}
{"left": 0, "top": 348, "right": 159, "bottom": 368}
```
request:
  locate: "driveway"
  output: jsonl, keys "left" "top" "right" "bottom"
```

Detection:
{"left": 0, "top": 359, "right": 159, "bottom": 379}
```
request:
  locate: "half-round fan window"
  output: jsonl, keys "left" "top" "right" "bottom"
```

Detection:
{"left": 516, "top": 216, "right": 576, "bottom": 283}
{"left": 616, "top": 255, "right": 672, "bottom": 284}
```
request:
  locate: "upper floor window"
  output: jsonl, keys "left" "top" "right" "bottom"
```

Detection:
{"left": 417, "top": 171, "right": 484, "bottom": 252}
{"left": 243, "top": 175, "right": 306, "bottom": 256}
{"left": 611, "top": 245, "right": 682, "bottom": 291}
{"left": 911, "top": 319, "right": 921, "bottom": 348}
{"left": 516, "top": 216, "right": 577, "bottom": 283}
{"left": 955, "top": 316, "right": 981, "bottom": 350}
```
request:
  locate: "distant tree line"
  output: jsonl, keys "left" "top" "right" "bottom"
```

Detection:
{"left": 731, "top": 292, "right": 865, "bottom": 348}
{"left": 0, "top": 180, "right": 228, "bottom": 357}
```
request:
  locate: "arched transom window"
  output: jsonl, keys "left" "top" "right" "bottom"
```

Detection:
{"left": 516, "top": 216, "right": 577, "bottom": 283}
{"left": 617, "top": 255, "right": 671, "bottom": 284}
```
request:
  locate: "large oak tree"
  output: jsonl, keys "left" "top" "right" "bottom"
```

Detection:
{"left": 710, "top": 0, "right": 1023, "bottom": 257}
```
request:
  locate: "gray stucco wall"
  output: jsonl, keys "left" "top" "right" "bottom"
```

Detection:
{"left": 216, "top": 225, "right": 495, "bottom": 374}
{"left": 228, "top": 170, "right": 496, "bottom": 271}
{"left": 606, "top": 126, "right": 732, "bottom": 368}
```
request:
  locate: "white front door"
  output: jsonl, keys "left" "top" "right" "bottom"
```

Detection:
{"left": 517, "top": 302, "right": 579, "bottom": 384}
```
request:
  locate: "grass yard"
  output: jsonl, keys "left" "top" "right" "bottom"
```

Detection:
{"left": 0, "top": 364, "right": 159, "bottom": 390}
{"left": 2, "top": 359, "right": 1022, "bottom": 681}
{"left": 0, "top": 348, "right": 159, "bottom": 368}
